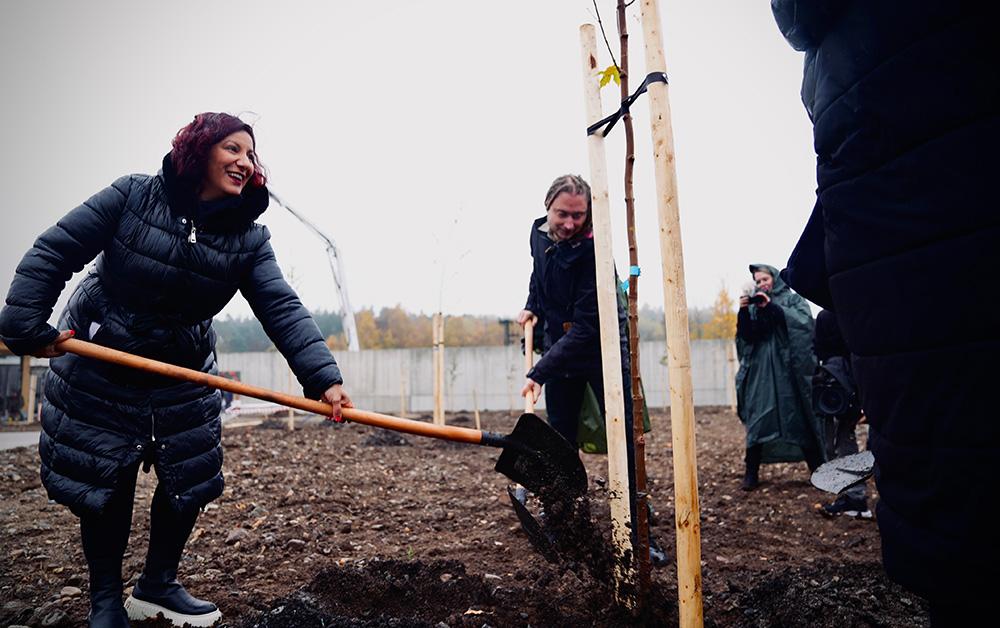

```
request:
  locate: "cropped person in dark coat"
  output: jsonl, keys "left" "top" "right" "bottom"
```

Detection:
{"left": 0, "top": 113, "right": 351, "bottom": 628}
{"left": 772, "top": 1, "right": 998, "bottom": 622}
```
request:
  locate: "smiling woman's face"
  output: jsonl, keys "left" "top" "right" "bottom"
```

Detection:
{"left": 753, "top": 270, "right": 774, "bottom": 293}
{"left": 199, "top": 131, "right": 255, "bottom": 201}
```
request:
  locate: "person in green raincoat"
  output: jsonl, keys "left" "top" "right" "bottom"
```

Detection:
{"left": 735, "top": 263, "right": 824, "bottom": 490}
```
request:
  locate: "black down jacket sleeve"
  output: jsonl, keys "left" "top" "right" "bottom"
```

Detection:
{"left": 524, "top": 223, "right": 540, "bottom": 314}
{"left": 527, "top": 256, "right": 600, "bottom": 385}
{"left": 239, "top": 231, "right": 343, "bottom": 399}
{"left": 0, "top": 176, "right": 131, "bottom": 355}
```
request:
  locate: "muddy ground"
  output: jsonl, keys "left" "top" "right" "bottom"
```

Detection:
{"left": 0, "top": 407, "right": 929, "bottom": 627}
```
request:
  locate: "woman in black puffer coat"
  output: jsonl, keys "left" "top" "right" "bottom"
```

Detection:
{"left": 772, "top": 2, "right": 998, "bottom": 623}
{"left": 0, "top": 112, "right": 350, "bottom": 628}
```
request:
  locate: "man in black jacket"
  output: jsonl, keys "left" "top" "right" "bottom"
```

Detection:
{"left": 516, "top": 174, "right": 632, "bottom": 448}
{"left": 772, "top": 2, "right": 998, "bottom": 622}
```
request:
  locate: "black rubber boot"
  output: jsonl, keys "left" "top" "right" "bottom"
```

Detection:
{"left": 84, "top": 560, "right": 130, "bottom": 628}
{"left": 80, "top": 465, "right": 138, "bottom": 628}
{"left": 125, "top": 485, "right": 221, "bottom": 626}
{"left": 740, "top": 445, "right": 761, "bottom": 491}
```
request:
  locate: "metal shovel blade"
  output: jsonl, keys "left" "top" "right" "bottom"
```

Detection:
{"left": 506, "top": 486, "right": 559, "bottom": 563}
{"left": 494, "top": 412, "right": 588, "bottom": 497}
{"left": 810, "top": 450, "right": 875, "bottom": 494}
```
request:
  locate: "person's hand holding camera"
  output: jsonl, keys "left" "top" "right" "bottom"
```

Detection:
{"left": 739, "top": 292, "right": 770, "bottom": 308}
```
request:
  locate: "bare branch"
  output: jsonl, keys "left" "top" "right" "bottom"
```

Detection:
{"left": 591, "top": 0, "right": 620, "bottom": 73}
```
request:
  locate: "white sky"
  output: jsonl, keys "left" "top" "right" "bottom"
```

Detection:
{"left": 0, "top": 1, "right": 815, "bottom": 322}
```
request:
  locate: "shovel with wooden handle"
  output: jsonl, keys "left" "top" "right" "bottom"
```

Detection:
{"left": 504, "top": 319, "right": 568, "bottom": 562}
{"left": 56, "top": 337, "right": 586, "bottom": 497}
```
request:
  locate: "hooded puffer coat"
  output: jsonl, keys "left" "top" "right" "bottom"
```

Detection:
{"left": 772, "top": 0, "right": 999, "bottom": 599}
{"left": 0, "top": 155, "right": 342, "bottom": 517}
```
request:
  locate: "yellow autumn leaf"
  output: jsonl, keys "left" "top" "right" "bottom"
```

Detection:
{"left": 599, "top": 65, "right": 620, "bottom": 88}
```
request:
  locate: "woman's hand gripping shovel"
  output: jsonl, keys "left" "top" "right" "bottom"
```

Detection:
{"left": 55, "top": 337, "right": 587, "bottom": 500}
{"left": 503, "top": 320, "right": 581, "bottom": 562}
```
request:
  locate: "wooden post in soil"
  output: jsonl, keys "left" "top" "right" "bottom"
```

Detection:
{"left": 473, "top": 388, "right": 481, "bottom": 431}
{"left": 439, "top": 314, "right": 446, "bottom": 423}
{"left": 638, "top": 1, "right": 705, "bottom": 625}
{"left": 523, "top": 319, "right": 535, "bottom": 413}
{"left": 286, "top": 366, "right": 295, "bottom": 431}
{"left": 726, "top": 340, "right": 737, "bottom": 413}
{"left": 580, "top": 23, "right": 637, "bottom": 609}
{"left": 432, "top": 313, "right": 443, "bottom": 425}
{"left": 19, "top": 356, "right": 30, "bottom": 421}
{"left": 26, "top": 374, "right": 37, "bottom": 423}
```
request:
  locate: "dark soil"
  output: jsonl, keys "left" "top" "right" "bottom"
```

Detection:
{"left": 0, "top": 407, "right": 929, "bottom": 627}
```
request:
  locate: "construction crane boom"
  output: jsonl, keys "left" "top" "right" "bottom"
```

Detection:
{"left": 268, "top": 191, "right": 360, "bottom": 352}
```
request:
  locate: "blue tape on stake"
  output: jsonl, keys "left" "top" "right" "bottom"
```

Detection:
{"left": 630, "top": 266, "right": 641, "bottom": 277}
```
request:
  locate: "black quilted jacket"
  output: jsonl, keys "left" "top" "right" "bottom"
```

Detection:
{"left": 0, "top": 154, "right": 342, "bottom": 516}
{"left": 773, "top": 0, "right": 998, "bottom": 599}
{"left": 523, "top": 217, "right": 627, "bottom": 385}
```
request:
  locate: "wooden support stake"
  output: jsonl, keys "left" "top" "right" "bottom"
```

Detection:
{"left": 433, "top": 313, "right": 445, "bottom": 425}
{"left": 473, "top": 388, "right": 481, "bottom": 431}
{"left": 726, "top": 340, "right": 737, "bottom": 412}
{"left": 26, "top": 374, "right": 37, "bottom": 424}
{"left": 580, "top": 23, "right": 637, "bottom": 609}
{"left": 523, "top": 319, "right": 535, "bottom": 414}
{"left": 286, "top": 367, "right": 295, "bottom": 431}
{"left": 19, "top": 355, "right": 30, "bottom": 421}
{"left": 638, "top": 1, "right": 704, "bottom": 625}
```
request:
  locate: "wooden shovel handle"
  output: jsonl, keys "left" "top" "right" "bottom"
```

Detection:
{"left": 57, "top": 338, "right": 486, "bottom": 446}
{"left": 523, "top": 320, "right": 535, "bottom": 413}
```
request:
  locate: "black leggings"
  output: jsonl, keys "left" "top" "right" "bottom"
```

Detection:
{"left": 80, "top": 463, "right": 200, "bottom": 578}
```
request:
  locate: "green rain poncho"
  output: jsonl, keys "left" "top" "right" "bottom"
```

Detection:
{"left": 735, "top": 264, "right": 824, "bottom": 463}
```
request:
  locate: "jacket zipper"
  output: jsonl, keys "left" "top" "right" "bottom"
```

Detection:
{"left": 150, "top": 408, "right": 156, "bottom": 442}
{"left": 187, "top": 220, "right": 198, "bottom": 244}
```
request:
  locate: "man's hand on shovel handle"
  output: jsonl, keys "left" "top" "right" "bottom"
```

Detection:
{"left": 521, "top": 378, "right": 541, "bottom": 404}
{"left": 517, "top": 310, "right": 537, "bottom": 327}
{"left": 322, "top": 384, "right": 353, "bottom": 422}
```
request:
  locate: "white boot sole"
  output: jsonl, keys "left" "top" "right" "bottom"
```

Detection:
{"left": 124, "top": 594, "right": 222, "bottom": 627}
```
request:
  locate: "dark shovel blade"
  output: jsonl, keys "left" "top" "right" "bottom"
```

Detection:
{"left": 506, "top": 486, "right": 560, "bottom": 563}
{"left": 494, "top": 412, "right": 588, "bottom": 497}
{"left": 810, "top": 450, "right": 875, "bottom": 494}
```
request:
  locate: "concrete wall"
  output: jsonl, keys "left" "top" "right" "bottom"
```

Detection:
{"left": 218, "top": 339, "right": 738, "bottom": 414}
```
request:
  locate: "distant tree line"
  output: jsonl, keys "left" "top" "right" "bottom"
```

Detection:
{"left": 213, "top": 289, "right": 738, "bottom": 353}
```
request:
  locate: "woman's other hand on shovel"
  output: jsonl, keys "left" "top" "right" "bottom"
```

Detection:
{"left": 516, "top": 310, "right": 536, "bottom": 328}
{"left": 32, "top": 329, "right": 75, "bottom": 358}
{"left": 520, "top": 378, "right": 541, "bottom": 403}
{"left": 322, "top": 384, "right": 353, "bottom": 422}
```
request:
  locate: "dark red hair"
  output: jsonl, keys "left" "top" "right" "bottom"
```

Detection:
{"left": 171, "top": 112, "right": 267, "bottom": 188}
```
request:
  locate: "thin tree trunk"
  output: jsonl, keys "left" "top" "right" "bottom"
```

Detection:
{"left": 618, "top": 0, "right": 651, "bottom": 600}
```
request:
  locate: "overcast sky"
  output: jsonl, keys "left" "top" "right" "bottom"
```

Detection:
{"left": 0, "top": 1, "right": 815, "bottom": 324}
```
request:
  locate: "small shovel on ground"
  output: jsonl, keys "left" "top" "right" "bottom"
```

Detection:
{"left": 56, "top": 338, "right": 586, "bottom": 497}
{"left": 504, "top": 320, "right": 568, "bottom": 562}
{"left": 810, "top": 450, "right": 875, "bottom": 494}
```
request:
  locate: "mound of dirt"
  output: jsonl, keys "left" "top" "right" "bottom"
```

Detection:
{"left": 238, "top": 558, "right": 675, "bottom": 627}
